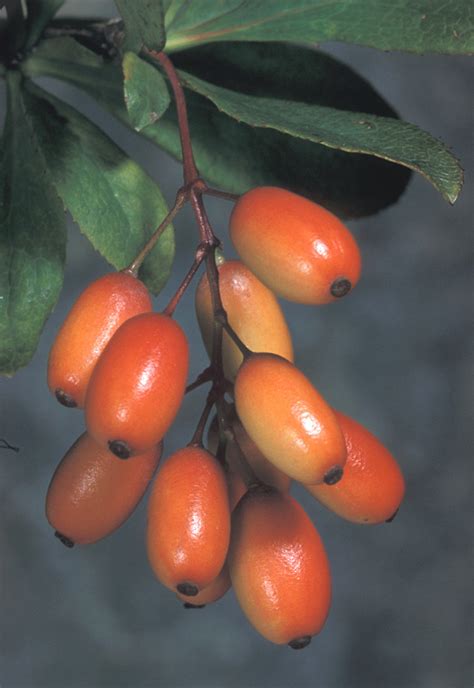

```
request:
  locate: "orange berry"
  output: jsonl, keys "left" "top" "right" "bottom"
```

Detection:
{"left": 177, "top": 563, "right": 232, "bottom": 608}
{"left": 307, "top": 410, "right": 405, "bottom": 524}
{"left": 228, "top": 485, "right": 331, "bottom": 648}
{"left": 48, "top": 272, "right": 152, "bottom": 408}
{"left": 230, "top": 413, "right": 291, "bottom": 493}
{"left": 175, "top": 427, "right": 244, "bottom": 609}
{"left": 46, "top": 433, "right": 161, "bottom": 545}
{"left": 85, "top": 312, "right": 189, "bottom": 458}
{"left": 195, "top": 259, "right": 293, "bottom": 379}
{"left": 146, "top": 446, "right": 231, "bottom": 596}
{"left": 234, "top": 353, "right": 346, "bottom": 484}
{"left": 230, "top": 187, "right": 361, "bottom": 304}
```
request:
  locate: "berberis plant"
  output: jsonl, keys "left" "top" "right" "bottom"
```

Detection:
{"left": 1, "top": 0, "right": 472, "bottom": 650}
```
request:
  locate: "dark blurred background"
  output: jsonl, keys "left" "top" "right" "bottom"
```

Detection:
{"left": 1, "top": 2, "right": 473, "bottom": 687}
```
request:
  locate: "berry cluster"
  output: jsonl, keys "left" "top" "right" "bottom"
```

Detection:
{"left": 46, "top": 185, "right": 405, "bottom": 650}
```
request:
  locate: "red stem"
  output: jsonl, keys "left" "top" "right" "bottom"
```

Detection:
{"left": 189, "top": 389, "right": 217, "bottom": 447}
{"left": 124, "top": 189, "right": 186, "bottom": 276}
{"left": 185, "top": 367, "right": 213, "bottom": 394}
{"left": 163, "top": 243, "right": 208, "bottom": 317}
{"left": 147, "top": 50, "right": 198, "bottom": 185}
{"left": 137, "top": 51, "right": 249, "bottom": 420}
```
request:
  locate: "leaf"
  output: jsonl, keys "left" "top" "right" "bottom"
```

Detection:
{"left": 115, "top": 0, "right": 166, "bottom": 52}
{"left": 122, "top": 51, "right": 170, "bottom": 131}
{"left": 165, "top": 0, "right": 243, "bottom": 36}
{"left": 173, "top": 41, "right": 399, "bottom": 117}
{"left": 22, "top": 36, "right": 126, "bottom": 111}
{"left": 0, "top": 71, "right": 66, "bottom": 375}
{"left": 24, "top": 0, "right": 64, "bottom": 49}
{"left": 164, "top": 0, "right": 474, "bottom": 55}
{"left": 21, "top": 37, "right": 462, "bottom": 211}
{"left": 164, "top": 0, "right": 189, "bottom": 30}
{"left": 22, "top": 79, "right": 175, "bottom": 295}
{"left": 22, "top": 37, "right": 409, "bottom": 217}
{"left": 177, "top": 69, "right": 463, "bottom": 204}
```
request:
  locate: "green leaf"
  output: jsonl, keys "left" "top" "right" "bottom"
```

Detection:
{"left": 22, "top": 38, "right": 409, "bottom": 217}
{"left": 24, "top": 0, "right": 64, "bottom": 49}
{"left": 0, "top": 71, "right": 66, "bottom": 375}
{"left": 177, "top": 68, "right": 463, "bottom": 204}
{"left": 22, "top": 36, "right": 126, "bottom": 110}
{"left": 22, "top": 79, "right": 174, "bottom": 295}
{"left": 165, "top": 0, "right": 474, "bottom": 55}
{"left": 123, "top": 51, "right": 170, "bottom": 131}
{"left": 164, "top": 0, "right": 189, "bottom": 30}
{"left": 115, "top": 0, "right": 166, "bottom": 52}
{"left": 21, "top": 37, "right": 462, "bottom": 211}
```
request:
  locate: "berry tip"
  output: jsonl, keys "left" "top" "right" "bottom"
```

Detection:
{"left": 183, "top": 602, "right": 206, "bottom": 609}
{"left": 54, "top": 531, "right": 74, "bottom": 548}
{"left": 323, "top": 465, "right": 343, "bottom": 485}
{"left": 177, "top": 582, "right": 199, "bottom": 596}
{"left": 55, "top": 389, "right": 77, "bottom": 408}
{"left": 386, "top": 508, "right": 399, "bottom": 523}
{"left": 330, "top": 278, "right": 351, "bottom": 298}
{"left": 288, "top": 636, "right": 311, "bottom": 650}
{"left": 108, "top": 440, "right": 132, "bottom": 460}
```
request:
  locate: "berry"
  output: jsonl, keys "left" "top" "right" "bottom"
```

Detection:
{"left": 234, "top": 353, "right": 346, "bottom": 484}
{"left": 228, "top": 485, "right": 331, "bottom": 648}
{"left": 230, "top": 411, "right": 291, "bottom": 493}
{"left": 177, "top": 563, "right": 232, "bottom": 608}
{"left": 46, "top": 433, "right": 161, "bottom": 545}
{"left": 307, "top": 410, "right": 405, "bottom": 524}
{"left": 195, "top": 259, "right": 293, "bottom": 380}
{"left": 85, "top": 312, "right": 189, "bottom": 458}
{"left": 146, "top": 446, "right": 231, "bottom": 595}
{"left": 175, "top": 432, "right": 247, "bottom": 609}
{"left": 230, "top": 186, "right": 361, "bottom": 304}
{"left": 48, "top": 272, "right": 152, "bottom": 408}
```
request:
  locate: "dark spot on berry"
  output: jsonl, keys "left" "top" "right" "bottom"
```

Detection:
{"left": 177, "top": 582, "right": 199, "bottom": 596}
{"left": 324, "top": 465, "right": 344, "bottom": 485}
{"left": 183, "top": 602, "right": 206, "bottom": 609}
{"left": 330, "top": 278, "right": 352, "bottom": 298}
{"left": 55, "top": 531, "right": 74, "bottom": 548}
{"left": 288, "top": 636, "right": 311, "bottom": 650}
{"left": 108, "top": 440, "right": 131, "bottom": 459}
{"left": 55, "top": 389, "right": 77, "bottom": 408}
{"left": 386, "top": 508, "right": 399, "bottom": 523}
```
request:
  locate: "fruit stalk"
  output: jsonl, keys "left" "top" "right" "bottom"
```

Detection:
{"left": 163, "top": 242, "right": 208, "bottom": 317}
{"left": 147, "top": 50, "right": 198, "bottom": 185}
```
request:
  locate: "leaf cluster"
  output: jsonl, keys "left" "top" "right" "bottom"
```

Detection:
{"left": 0, "top": 0, "right": 472, "bottom": 374}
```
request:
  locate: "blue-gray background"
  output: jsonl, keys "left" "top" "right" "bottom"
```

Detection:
{"left": 1, "top": 2, "right": 472, "bottom": 687}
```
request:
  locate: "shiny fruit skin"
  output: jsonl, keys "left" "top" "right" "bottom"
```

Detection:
{"left": 175, "top": 436, "right": 245, "bottom": 608}
{"left": 177, "top": 563, "right": 232, "bottom": 607}
{"left": 48, "top": 272, "right": 152, "bottom": 408}
{"left": 307, "top": 410, "right": 405, "bottom": 524}
{"left": 147, "top": 446, "right": 231, "bottom": 594}
{"left": 230, "top": 416, "right": 291, "bottom": 493}
{"left": 85, "top": 313, "right": 189, "bottom": 456}
{"left": 195, "top": 259, "right": 293, "bottom": 380}
{"left": 234, "top": 353, "right": 346, "bottom": 484}
{"left": 46, "top": 433, "right": 161, "bottom": 545}
{"left": 228, "top": 485, "right": 331, "bottom": 647}
{"left": 230, "top": 186, "right": 361, "bottom": 305}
